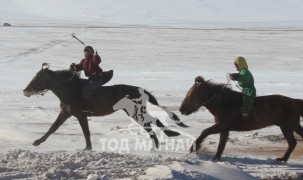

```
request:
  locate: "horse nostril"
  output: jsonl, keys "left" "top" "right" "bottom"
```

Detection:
{"left": 180, "top": 110, "right": 186, "bottom": 115}
{"left": 23, "top": 91, "right": 30, "bottom": 97}
{"left": 179, "top": 108, "right": 184, "bottom": 114}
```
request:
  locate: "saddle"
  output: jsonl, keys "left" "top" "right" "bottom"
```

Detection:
{"left": 101, "top": 70, "right": 114, "bottom": 85}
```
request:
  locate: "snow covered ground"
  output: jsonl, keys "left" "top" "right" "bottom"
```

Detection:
{"left": 1, "top": 0, "right": 303, "bottom": 179}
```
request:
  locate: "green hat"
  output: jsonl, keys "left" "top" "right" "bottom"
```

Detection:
{"left": 84, "top": 46, "right": 94, "bottom": 54}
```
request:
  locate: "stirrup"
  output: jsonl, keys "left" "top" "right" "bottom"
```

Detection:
{"left": 241, "top": 112, "right": 249, "bottom": 118}
{"left": 82, "top": 107, "right": 94, "bottom": 113}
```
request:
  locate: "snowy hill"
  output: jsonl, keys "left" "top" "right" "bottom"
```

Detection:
{"left": 1, "top": 0, "right": 303, "bottom": 28}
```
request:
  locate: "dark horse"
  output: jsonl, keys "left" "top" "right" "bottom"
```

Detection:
{"left": 179, "top": 76, "right": 303, "bottom": 162}
{"left": 23, "top": 64, "right": 188, "bottom": 150}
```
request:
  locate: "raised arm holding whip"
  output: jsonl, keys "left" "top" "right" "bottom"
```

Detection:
{"left": 71, "top": 34, "right": 113, "bottom": 113}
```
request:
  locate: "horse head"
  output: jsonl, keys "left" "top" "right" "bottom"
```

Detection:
{"left": 23, "top": 63, "right": 56, "bottom": 97}
{"left": 179, "top": 76, "right": 208, "bottom": 115}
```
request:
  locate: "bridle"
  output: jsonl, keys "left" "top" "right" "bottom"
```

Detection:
{"left": 28, "top": 78, "right": 50, "bottom": 96}
{"left": 54, "top": 69, "right": 79, "bottom": 85}
{"left": 184, "top": 91, "right": 217, "bottom": 111}
{"left": 30, "top": 66, "right": 79, "bottom": 96}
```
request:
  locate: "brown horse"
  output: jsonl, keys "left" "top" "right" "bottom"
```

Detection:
{"left": 179, "top": 76, "right": 303, "bottom": 162}
{"left": 23, "top": 64, "right": 188, "bottom": 150}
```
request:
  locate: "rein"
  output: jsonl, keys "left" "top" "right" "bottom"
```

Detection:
{"left": 37, "top": 89, "right": 49, "bottom": 96}
{"left": 185, "top": 94, "right": 217, "bottom": 110}
{"left": 36, "top": 69, "right": 79, "bottom": 96}
{"left": 226, "top": 73, "right": 242, "bottom": 91}
{"left": 201, "top": 94, "right": 217, "bottom": 106}
{"left": 54, "top": 70, "right": 79, "bottom": 85}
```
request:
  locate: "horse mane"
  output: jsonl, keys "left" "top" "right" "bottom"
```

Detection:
{"left": 204, "top": 79, "right": 233, "bottom": 94}
{"left": 54, "top": 69, "right": 81, "bottom": 80}
{"left": 203, "top": 79, "right": 243, "bottom": 108}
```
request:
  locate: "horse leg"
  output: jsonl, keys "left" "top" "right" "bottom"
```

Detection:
{"left": 33, "top": 110, "right": 71, "bottom": 146}
{"left": 213, "top": 131, "right": 230, "bottom": 161}
{"left": 77, "top": 116, "right": 92, "bottom": 151}
{"left": 190, "top": 124, "right": 225, "bottom": 153}
{"left": 143, "top": 122, "right": 159, "bottom": 149}
{"left": 152, "top": 118, "right": 180, "bottom": 137}
{"left": 295, "top": 124, "right": 303, "bottom": 138}
{"left": 277, "top": 128, "right": 297, "bottom": 162}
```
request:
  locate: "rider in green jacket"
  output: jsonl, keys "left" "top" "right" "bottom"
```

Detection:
{"left": 229, "top": 56, "right": 256, "bottom": 118}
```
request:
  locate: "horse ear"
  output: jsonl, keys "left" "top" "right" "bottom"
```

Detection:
{"left": 42, "top": 63, "right": 50, "bottom": 69}
{"left": 195, "top": 76, "right": 205, "bottom": 84}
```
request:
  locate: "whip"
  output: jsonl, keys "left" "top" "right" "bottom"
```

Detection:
{"left": 72, "top": 33, "right": 86, "bottom": 46}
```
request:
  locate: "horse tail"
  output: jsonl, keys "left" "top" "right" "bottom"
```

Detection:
{"left": 144, "top": 90, "right": 189, "bottom": 128}
{"left": 295, "top": 99, "right": 303, "bottom": 117}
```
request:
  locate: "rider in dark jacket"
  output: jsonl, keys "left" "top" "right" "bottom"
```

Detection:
{"left": 70, "top": 46, "right": 103, "bottom": 113}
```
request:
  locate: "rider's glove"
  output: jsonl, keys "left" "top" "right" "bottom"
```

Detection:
{"left": 229, "top": 73, "right": 239, "bottom": 81}
{"left": 95, "top": 51, "right": 100, "bottom": 58}
{"left": 70, "top": 63, "right": 76, "bottom": 70}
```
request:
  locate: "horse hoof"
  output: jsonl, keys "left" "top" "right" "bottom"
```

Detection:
{"left": 83, "top": 147, "right": 92, "bottom": 151}
{"left": 190, "top": 145, "right": 198, "bottom": 153}
{"left": 212, "top": 157, "right": 221, "bottom": 162}
{"left": 33, "top": 139, "right": 42, "bottom": 146}
{"left": 32, "top": 140, "right": 41, "bottom": 146}
{"left": 276, "top": 158, "right": 287, "bottom": 162}
{"left": 190, "top": 143, "right": 200, "bottom": 153}
{"left": 189, "top": 146, "right": 194, "bottom": 153}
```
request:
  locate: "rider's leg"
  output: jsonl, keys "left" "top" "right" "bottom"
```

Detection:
{"left": 242, "top": 95, "right": 254, "bottom": 118}
{"left": 82, "top": 81, "right": 97, "bottom": 113}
